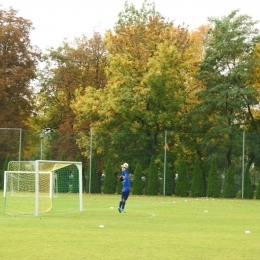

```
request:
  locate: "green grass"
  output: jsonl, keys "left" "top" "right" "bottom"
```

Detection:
{"left": 1, "top": 194, "right": 260, "bottom": 260}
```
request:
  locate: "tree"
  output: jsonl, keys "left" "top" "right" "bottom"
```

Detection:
{"left": 48, "top": 132, "right": 79, "bottom": 162}
{"left": 243, "top": 165, "right": 254, "bottom": 199}
{"left": 87, "top": 159, "right": 101, "bottom": 194}
{"left": 56, "top": 153, "right": 69, "bottom": 193}
{"left": 160, "top": 165, "right": 174, "bottom": 196}
{"left": 0, "top": 7, "right": 40, "bottom": 168}
{"left": 0, "top": 154, "right": 10, "bottom": 189}
{"left": 0, "top": 7, "right": 40, "bottom": 129}
{"left": 71, "top": 164, "right": 79, "bottom": 193}
{"left": 39, "top": 32, "right": 107, "bottom": 131}
{"left": 207, "top": 155, "right": 221, "bottom": 198}
{"left": 71, "top": 155, "right": 80, "bottom": 193}
{"left": 37, "top": 32, "right": 107, "bottom": 161}
{"left": 147, "top": 156, "right": 159, "bottom": 195}
{"left": 174, "top": 25, "right": 211, "bottom": 167}
{"left": 191, "top": 157, "right": 205, "bottom": 197}
{"left": 44, "top": 150, "right": 51, "bottom": 160}
{"left": 223, "top": 166, "right": 236, "bottom": 198}
{"left": 103, "top": 157, "right": 116, "bottom": 194}
{"left": 245, "top": 44, "right": 260, "bottom": 167}
{"left": 71, "top": 1, "right": 198, "bottom": 171}
{"left": 0, "top": 129, "right": 22, "bottom": 170}
{"left": 132, "top": 162, "right": 143, "bottom": 195}
{"left": 175, "top": 159, "right": 189, "bottom": 197}
{"left": 194, "top": 10, "right": 260, "bottom": 168}
{"left": 256, "top": 178, "right": 260, "bottom": 199}
{"left": 116, "top": 175, "right": 122, "bottom": 195}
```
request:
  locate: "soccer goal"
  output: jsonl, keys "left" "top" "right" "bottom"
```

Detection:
{"left": 3, "top": 160, "right": 83, "bottom": 216}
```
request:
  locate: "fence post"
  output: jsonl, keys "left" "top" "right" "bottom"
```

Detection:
{"left": 163, "top": 130, "right": 167, "bottom": 196}
{"left": 242, "top": 131, "right": 245, "bottom": 199}
{"left": 89, "top": 129, "right": 93, "bottom": 193}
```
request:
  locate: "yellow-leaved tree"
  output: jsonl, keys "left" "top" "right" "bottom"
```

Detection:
{"left": 71, "top": 1, "right": 203, "bottom": 169}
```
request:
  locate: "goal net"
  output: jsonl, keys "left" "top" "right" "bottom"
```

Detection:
{"left": 3, "top": 160, "right": 83, "bottom": 216}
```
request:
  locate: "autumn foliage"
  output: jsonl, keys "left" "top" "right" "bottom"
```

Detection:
{"left": 1, "top": 2, "right": 260, "bottom": 197}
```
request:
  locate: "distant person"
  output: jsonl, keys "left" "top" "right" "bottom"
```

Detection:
{"left": 118, "top": 163, "right": 130, "bottom": 213}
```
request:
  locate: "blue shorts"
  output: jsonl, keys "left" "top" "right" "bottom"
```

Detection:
{"left": 121, "top": 190, "right": 130, "bottom": 200}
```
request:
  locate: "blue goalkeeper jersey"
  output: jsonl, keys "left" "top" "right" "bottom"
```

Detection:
{"left": 122, "top": 169, "right": 130, "bottom": 191}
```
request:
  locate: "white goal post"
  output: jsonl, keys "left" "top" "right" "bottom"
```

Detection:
{"left": 3, "top": 160, "right": 83, "bottom": 216}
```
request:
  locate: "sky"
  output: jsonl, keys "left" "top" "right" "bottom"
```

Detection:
{"left": 1, "top": 0, "right": 260, "bottom": 52}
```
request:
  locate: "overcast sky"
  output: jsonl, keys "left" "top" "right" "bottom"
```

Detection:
{"left": 1, "top": 0, "right": 259, "bottom": 51}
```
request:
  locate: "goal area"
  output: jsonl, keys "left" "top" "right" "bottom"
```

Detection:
{"left": 3, "top": 160, "right": 83, "bottom": 216}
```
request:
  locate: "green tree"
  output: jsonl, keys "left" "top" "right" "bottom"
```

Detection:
{"left": 207, "top": 155, "right": 221, "bottom": 198}
{"left": 132, "top": 162, "right": 143, "bottom": 195}
{"left": 103, "top": 157, "right": 116, "bottom": 194}
{"left": 71, "top": 165, "right": 79, "bottom": 193}
{"left": 56, "top": 153, "right": 69, "bottom": 193}
{"left": 144, "top": 171, "right": 149, "bottom": 195}
{"left": 223, "top": 166, "right": 236, "bottom": 198}
{"left": 243, "top": 165, "right": 254, "bottom": 199}
{"left": 191, "top": 157, "right": 205, "bottom": 197}
{"left": 194, "top": 10, "right": 260, "bottom": 168}
{"left": 71, "top": 155, "right": 80, "bottom": 193}
{"left": 147, "top": 156, "right": 159, "bottom": 195}
{"left": 175, "top": 159, "right": 189, "bottom": 197}
{"left": 256, "top": 178, "right": 260, "bottom": 199}
{"left": 44, "top": 150, "right": 51, "bottom": 160}
{"left": 116, "top": 175, "right": 122, "bottom": 195}
{"left": 0, "top": 154, "right": 10, "bottom": 189}
{"left": 160, "top": 165, "right": 173, "bottom": 196}
{"left": 87, "top": 159, "right": 101, "bottom": 194}
{"left": 3, "top": 154, "right": 10, "bottom": 171}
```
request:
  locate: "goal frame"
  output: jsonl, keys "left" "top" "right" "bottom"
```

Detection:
{"left": 3, "top": 160, "right": 83, "bottom": 216}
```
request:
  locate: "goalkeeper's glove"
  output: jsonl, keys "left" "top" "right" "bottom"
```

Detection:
{"left": 119, "top": 176, "right": 124, "bottom": 181}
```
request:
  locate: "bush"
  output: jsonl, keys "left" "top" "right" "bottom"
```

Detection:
{"left": 175, "top": 159, "right": 189, "bottom": 197}
{"left": 160, "top": 166, "right": 174, "bottom": 196}
{"left": 87, "top": 159, "right": 101, "bottom": 193}
{"left": 132, "top": 163, "right": 143, "bottom": 195}
{"left": 207, "top": 155, "right": 221, "bottom": 198}
{"left": 243, "top": 165, "right": 254, "bottom": 199}
{"left": 147, "top": 156, "right": 159, "bottom": 196}
{"left": 191, "top": 157, "right": 205, "bottom": 197}
{"left": 103, "top": 157, "right": 116, "bottom": 194}
{"left": 223, "top": 166, "right": 236, "bottom": 198}
{"left": 256, "top": 179, "right": 260, "bottom": 199}
{"left": 116, "top": 176, "right": 122, "bottom": 194}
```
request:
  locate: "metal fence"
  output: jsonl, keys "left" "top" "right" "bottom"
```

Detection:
{"left": 1, "top": 128, "right": 260, "bottom": 195}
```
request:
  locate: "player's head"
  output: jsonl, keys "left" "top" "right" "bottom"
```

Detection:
{"left": 121, "top": 162, "right": 128, "bottom": 169}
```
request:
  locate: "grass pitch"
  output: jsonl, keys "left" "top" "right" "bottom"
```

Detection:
{"left": 1, "top": 194, "right": 260, "bottom": 260}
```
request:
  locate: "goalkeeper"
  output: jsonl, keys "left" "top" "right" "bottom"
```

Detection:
{"left": 118, "top": 163, "right": 130, "bottom": 213}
